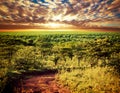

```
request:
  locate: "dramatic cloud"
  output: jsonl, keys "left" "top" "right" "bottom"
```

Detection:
{"left": 0, "top": 0, "right": 120, "bottom": 28}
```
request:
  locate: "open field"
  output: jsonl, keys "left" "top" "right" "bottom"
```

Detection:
{"left": 0, "top": 30, "right": 120, "bottom": 93}
{"left": 0, "top": 28, "right": 119, "bottom": 35}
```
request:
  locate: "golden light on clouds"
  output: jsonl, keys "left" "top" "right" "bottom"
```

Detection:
{"left": 51, "top": 14, "right": 79, "bottom": 22}
{"left": 51, "top": 14, "right": 63, "bottom": 21}
{"left": 0, "top": 0, "right": 120, "bottom": 30}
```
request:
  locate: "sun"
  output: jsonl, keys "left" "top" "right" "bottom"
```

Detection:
{"left": 42, "top": 22, "right": 74, "bottom": 28}
{"left": 44, "top": 23, "right": 65, "bottom": 28}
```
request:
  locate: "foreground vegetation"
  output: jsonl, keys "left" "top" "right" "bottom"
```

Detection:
{"left": 0, "top": 31, "right": 120, "bottom": 93}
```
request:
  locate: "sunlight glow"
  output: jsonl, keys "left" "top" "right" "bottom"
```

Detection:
{"left": 42, "top": 22, "right": 74, "bottom": 28}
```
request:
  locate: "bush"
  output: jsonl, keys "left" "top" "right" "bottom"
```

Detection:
{"left": 13, "top": 46, "right": 43, "bottom": 71}
{"left": 57, "top": 67, "right": 120, "bottom": 93}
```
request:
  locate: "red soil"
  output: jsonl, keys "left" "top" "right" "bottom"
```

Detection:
{"left": 19, "top": 71, "right": 71, "bottom": 93}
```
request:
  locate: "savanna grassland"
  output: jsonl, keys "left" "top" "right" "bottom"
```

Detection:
{"left": 0, "top": 31, "right": 120, "bottom": 93}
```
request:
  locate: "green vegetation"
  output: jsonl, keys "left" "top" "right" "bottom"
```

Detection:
{"left": 0, "top": 31, "right": 120, "bottom": 93}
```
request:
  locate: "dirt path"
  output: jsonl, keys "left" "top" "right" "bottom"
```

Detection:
{"left": 19, "top": 70, "right": 71, "bottom": 93}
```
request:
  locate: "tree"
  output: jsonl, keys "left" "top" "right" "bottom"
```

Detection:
{"left": 68, "top": 51, "right": 74, "bottom": 60}
{"left": 60, "top": 48, "right": 73, "bottom": 62}
{"left": 53, "top": 56, "right": 60, "bottom": 65}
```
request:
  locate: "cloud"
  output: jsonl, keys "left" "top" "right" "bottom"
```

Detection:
{"left": 0, "top": 0, "right": 120, "bottom": 28}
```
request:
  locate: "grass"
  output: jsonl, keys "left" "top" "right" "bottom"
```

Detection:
{"left": 57, "top": 66, "right": 120, "bottom": 93}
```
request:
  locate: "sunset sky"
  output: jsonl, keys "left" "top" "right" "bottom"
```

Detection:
{"left": 0, "top": 0, "right": 120, "bottom": 29}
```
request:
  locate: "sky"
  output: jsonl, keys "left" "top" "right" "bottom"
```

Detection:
{"left": 0, "top": 0, "right": 120, "bottom": 29}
